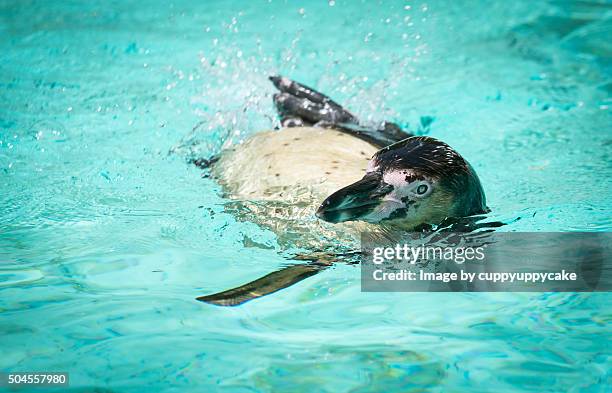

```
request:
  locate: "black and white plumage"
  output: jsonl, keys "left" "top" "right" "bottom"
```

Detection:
{"left": 196, "top": 76, "right": 489, "bottom": 306}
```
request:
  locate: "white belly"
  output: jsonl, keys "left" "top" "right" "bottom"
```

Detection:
{"left": 212, "top": 127, "right": 380, "bottom": 249}
{"left": 214, "top": 127, "right": 378, "bottom": 201}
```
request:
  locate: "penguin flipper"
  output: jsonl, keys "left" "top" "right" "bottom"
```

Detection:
{"left": 196, "top": 262, "right": 329, "bottom": 306}
{"left": 269, "top": 75, "right": 413, "bottom": 148}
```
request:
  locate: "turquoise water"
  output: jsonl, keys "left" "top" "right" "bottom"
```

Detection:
{"left": 1, "top": 0, "right": 611, "bottom": 391}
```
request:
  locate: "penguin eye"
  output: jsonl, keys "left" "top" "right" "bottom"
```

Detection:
{"left": 416, "top": 184, "right": 429, "bottom": 195}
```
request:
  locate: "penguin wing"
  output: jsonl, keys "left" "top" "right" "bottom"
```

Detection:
{"left": 196, "top": 262, "right": 329, "bottom": 306}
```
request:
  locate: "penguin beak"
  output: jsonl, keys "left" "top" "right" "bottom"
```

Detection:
{"left": 316, "top": 172, "right": 393, "bottom": 223}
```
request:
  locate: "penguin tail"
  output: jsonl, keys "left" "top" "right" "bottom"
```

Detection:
{"left": 269, "top": 75, "right": 358, "bottom": 126}
{"left": 269, "top": 75, "right": 412, "bottom": 148}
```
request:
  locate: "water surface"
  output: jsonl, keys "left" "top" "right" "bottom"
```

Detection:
{"left": 0, "top": 1, "right": 610, "bottom": 391}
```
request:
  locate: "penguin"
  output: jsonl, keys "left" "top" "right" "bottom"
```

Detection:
{"left": 194, "top": 76, "right": 489, "bottom": 306}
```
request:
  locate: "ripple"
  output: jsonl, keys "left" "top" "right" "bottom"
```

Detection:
{"left": 0, "top": 1, "right": 609, "bottom": 392}
{"left": 0, "top": 269, "right": 44, "bottom": 287}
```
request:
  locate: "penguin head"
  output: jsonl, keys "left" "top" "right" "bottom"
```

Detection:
{"left": 316, "top": 137, "right": 487, "bottom": 229}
